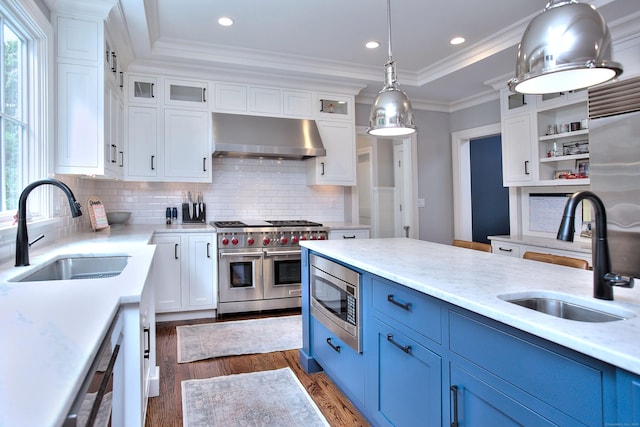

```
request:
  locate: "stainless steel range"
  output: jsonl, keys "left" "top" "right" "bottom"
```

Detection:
{"left": 212, "top": 220, "right": 329, "bottom": 314}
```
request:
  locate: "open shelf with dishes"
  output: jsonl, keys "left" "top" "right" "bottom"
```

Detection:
{"left": 536, "top": 100, "right": 589, "bottom": 184}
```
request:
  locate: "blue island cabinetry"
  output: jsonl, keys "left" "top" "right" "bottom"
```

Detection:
{"left": 300, "top": 250, "right": 640, "bottom": 427}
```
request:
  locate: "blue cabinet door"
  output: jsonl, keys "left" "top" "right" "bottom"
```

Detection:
{"left": 616, "top": 369, "right": 640, "bottom": 424}
{"left": 450, "top": 364, "right": 556, "bottom": 427}
{"left": 368, "top": 317, "right": 441, "bottom": 427}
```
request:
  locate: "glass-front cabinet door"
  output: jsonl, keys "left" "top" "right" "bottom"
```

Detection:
{"left": 127, "top": 74, "right": 158, "bottom": 105}
{"left": 317, "top": 93, "right": 353, "bottom": 120}
{"left": 164, "top": 78, "right": 208, "bottom": 109}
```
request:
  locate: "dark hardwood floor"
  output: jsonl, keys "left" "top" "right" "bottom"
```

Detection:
{"left": 144, "top": 309, "right": 370, "bottom": 426}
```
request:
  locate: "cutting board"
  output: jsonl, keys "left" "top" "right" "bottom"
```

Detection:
{"left": 87, "top": 196, "right": 110, "bottom": 231}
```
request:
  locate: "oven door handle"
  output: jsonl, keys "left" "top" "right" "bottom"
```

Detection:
{"left": 264, "top": 250, "right": 301, "bottom": 257}
{"left": 220, "top": 252, "right": 264, "bottom": 258}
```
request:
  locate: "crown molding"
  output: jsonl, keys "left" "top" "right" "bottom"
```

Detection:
{"left": 43, "top": 0, "right": 116, "bottom": 16}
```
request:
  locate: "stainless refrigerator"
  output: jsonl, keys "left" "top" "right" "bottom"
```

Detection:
{"left": 589, "top": 106, "right": 640, "bottom": 279}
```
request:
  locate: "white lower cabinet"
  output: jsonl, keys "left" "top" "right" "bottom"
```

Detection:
{"left": 491, "top": 238, "right": 592, "bottom": 266}
{"left": 328, "top": 227, "right": 370, "bottom": 240}
{"left": 152, "top": 232, "right": 217, "bottom": 315}
{"left": 112, "top": 258, "right": 158, "bottom": 425}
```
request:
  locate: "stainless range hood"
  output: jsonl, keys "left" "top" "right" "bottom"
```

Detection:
{"left": 211, "top": 112, "right": 326, "bottom": 159}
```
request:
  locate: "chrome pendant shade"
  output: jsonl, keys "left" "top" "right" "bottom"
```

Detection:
{"left": 367, "top": 0, "right": 416, "bottom": 136}
{"left": 509, "top": 0, "right": 623, "bottom": 94}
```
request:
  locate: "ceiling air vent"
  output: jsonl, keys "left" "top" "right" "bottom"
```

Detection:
{"left": 589, "top": 76, "right": 640, "bottom": 119}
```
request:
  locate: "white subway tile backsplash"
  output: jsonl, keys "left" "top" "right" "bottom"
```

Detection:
{"left": 87, "top": 158, "right": 345, "bottom": 224}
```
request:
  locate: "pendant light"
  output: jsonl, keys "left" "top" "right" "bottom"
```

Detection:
{"left": 509, "top": 0, "right": 623, "bottom": 94}
{"left": 367, "top": 0, "right": 416, "bottom": 136}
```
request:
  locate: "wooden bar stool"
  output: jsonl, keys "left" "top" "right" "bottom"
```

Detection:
{"left": 522, "top": 251, "right": 589, "bottom": 270}
{"left": 453, "top": 239, "right": 492, "bottom": 253}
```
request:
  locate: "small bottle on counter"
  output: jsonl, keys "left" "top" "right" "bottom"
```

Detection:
{"left": 172, "top": 207, "right": 178, "bottom": 224}
{"left": 166, "top": 207, "right": 172, "bottom": 225}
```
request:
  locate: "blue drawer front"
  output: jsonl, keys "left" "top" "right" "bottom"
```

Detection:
{"left": 449, "top": 311, "right": 603, "bottom": 426}
{"left": 311, "top": 316, "right": 365, "bottom": 407}
{"left": 372, "top": 277, "right": 441, "bottom": 344}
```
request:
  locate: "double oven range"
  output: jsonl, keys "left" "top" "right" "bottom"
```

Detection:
{"left": 212, "top": 220, "right": 329, "bottom": 314}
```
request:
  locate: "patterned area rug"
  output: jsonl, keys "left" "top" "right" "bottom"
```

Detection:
{"left": 182, "top": 368, "right": 329, "bottom": 427}
{"left": 176, "top": 315, "right": 302, "bottom": 363}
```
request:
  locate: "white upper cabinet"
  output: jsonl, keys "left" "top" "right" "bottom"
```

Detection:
{"left": 249, "top": 86, "right": 282, "bottom": 115}
{"left": 283, "top": 90, "right": 313, "bottom": 118}
{"left": 56, "top": 16, "right": 99, "bottom": 62}
{"left": 214, "top": 83, "right": 248, "bottom": 112}
{"left": 213, "top": 82, "right": 314, "bottom": 118}
{"left": 307, "top": 120, "right": 356, "bottom": 186}
{"left": 126, "top": 106, "right": 159, "bottom": 180}
{"left": 502, "top": 112, "right": 535, "bottom": 185}
{"left": 163, "top": 109, "right": 211, "bottom": 181}
{"left": 54, "top": 13, "right": 125, "bottom": 178}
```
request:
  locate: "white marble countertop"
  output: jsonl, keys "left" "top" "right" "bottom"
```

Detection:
{"left": 301, "top": 238, "right": 640, "bottom": 375}
{"left": 489, "top": 234, "right": 592, "bottom": 254}
{"left": 0, "top": 225, "right": 176, "bottom": 427}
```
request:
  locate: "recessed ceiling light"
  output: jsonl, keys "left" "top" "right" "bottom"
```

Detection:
{"left": 450, "top": 36, "right": 465, "bottom": 45}
{"left": 365, "top": 41, "right": 380, "bottom": 49}
{"left": 218, "top": 17, "right": 234, "bottom": 26}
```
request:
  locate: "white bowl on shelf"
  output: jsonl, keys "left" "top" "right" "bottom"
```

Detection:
{"left": 106, "top": 211, "right": 131, "bottom": 225}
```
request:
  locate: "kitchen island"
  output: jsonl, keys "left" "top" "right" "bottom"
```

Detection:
{"left": 300, "top": 238, "right": 640, "bottom": 426}
{"left": 0, "top": 224, "right": 212, "bottom": 427}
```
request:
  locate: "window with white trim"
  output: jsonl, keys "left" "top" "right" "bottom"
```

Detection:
{"left": 0, "top": 0, "right": 49, "bottom": 228}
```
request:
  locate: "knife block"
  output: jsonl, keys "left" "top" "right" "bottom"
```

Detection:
{"left": 182, "top": 203, "right": 206, "bottom": 223}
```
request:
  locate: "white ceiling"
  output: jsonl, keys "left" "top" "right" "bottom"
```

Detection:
{"left": 114, "top": 0, "right": 638, "bottom": 111}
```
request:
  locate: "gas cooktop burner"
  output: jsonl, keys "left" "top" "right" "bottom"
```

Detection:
{"left": 266, "top": 220, "right": 323, "bottom": 227}
{"left": 212, "top": 221, "right": 248, "bottom": 228}
{"left": 212, "top": 220, "right": 323, "bottom": 229}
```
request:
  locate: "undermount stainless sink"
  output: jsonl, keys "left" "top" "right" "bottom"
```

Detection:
{"left": 10, "top": 255, "right": 130, "bottom": 282}
{"left": 499, "top": 291, "right": 635, "bottom": 323}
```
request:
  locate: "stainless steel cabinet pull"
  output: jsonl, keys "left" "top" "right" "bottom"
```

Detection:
{"left": 524, "top": 160, "right": 530, "bottom": 175}
{"left": 498, "top": 247, "right": 513, "bottom": 252}
{"left": 321, "top": 162, "right": 325, "bottom": 175}
{"left": 174, "top": 243, "right": 179, "bottom": 259}
{"left": 387, "top": 294, "right": 412, "bottom": 311}
{"left": 202, "top": 88, "right": 206, "bottom": 103}
{"left": 264, "top": 250, "right": 301, "bottom": 256}
{"left": 206, "top": 242, "right": 211, "bottom": 258}
{"left": 220, "top": 252, "right": 263, "bottom": 258}
{"left": 111, "top": 144, "right": 117, "bottom": 163}
{"left": 386, "top": 333, "right": 411, "bottom": 354}
{"left": 450, "top": 385, "right": 459, "bottom": 427}
{"left": 203, "top": 157, "right": 207, "bottom": 172}
{"left": 151, "top": 83, "right": 155, "bottom": 98}
{"left": 342, "top": 235, "right": 356, "bottom": 239}
{"left": 151, "top": 155, "right": 155, "bottom": 170}
{"left": 326, "top": 337, "right": 341, "bottom": 353}
{"left": 143, "top": 327, "right": 150, "bottom": 359}
{"left": 119, "top": 151, "right": 124, "bottom": 167}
